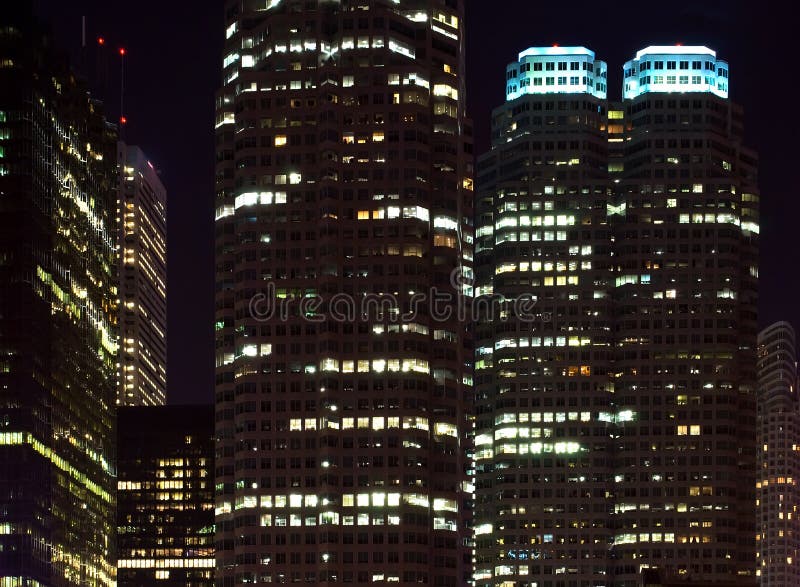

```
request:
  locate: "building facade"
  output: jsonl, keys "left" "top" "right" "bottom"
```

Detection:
{"left": 756, "top": 322, "right": 800, "bottom": 586}
{"left": 611, "top": 45, "right": 758, "bottom": 585}
{"left": 475, "top": 46, "right": 614, "bottom": 586}
{"left": 214, "top": 0, "right": 473, "bottom": 585}
{"left": 0, "top": 11, "right": 118, "bottom": 586}
{"left": 476, "top": 45, "right": 758, "bottom": 587}
{"left": 117, "top": 405, "right": 215, "bottom": 586}
{"left": 117, "top": 142, "right": 167, "bottom": 406}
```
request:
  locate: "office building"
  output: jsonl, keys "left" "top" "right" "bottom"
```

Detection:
{"left": 117, "top": 405, "right": 215, "bottom": 586}
{"left": 117, "top": 143, "right": 167, "bottom": 406}
{"left": 612, "top": 45, "right": 758, "bottom": 585}
{"left": 0, "top": 11, "right": 118, "bottom": 586}
{"left": 756, "top": 322, "right": 800, "bottom": 586}
{"left": 474, "top": 45, "right": 614, "bottom": 586}
{"left": 214, "top": 0, "right": 473, "bottom": 584}
{"left": 476, "top": 45, "right": 759, "bottom": 586}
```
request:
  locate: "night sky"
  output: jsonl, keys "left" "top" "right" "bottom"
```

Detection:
{"left": 32, "top": 0, "right": 799, "bottom": 405}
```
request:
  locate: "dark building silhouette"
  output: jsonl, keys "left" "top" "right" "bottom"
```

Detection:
{"left": 117, "top": 405, "right": 215, "bottom": 586}
{"left": 0, "top": 10, "right": 118, "bottom": 586}
{"left": 214, "top": 0, "right": 473, "bottom": 584}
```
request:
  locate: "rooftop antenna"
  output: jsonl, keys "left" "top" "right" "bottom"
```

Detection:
{"left": 79, "top": 15, "right": 87, "bottom": 74}
{"left": 96, "top": 35, "right": 108, "bottom": 96}
{"left": 119, "top": 46, "right": 127, "bottom": 132}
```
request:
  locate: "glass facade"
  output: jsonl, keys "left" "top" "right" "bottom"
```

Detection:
{"left": 214, "top": 1, "right": 473, "bottom": 585}
{"left": 0, "top": 12, "right": 118, "bottom": 586}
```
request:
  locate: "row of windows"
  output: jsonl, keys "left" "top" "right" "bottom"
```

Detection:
{"left": 626, "top": 59, "right": 723, "bottom": 76}
{"left": 513, "top": 60, "right": 596, "bottom": 75}
{"left": 637, "top": 74, "right": 710, "bottom": 85}
{"left": 232, "top": 571, "right": 438, "bottom": 585}
{"left": 517, "top": 76, "right": 590, "bottom": 88}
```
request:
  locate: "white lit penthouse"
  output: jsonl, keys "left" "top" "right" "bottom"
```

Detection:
{"left": 504, "top": 45, "right": 608, "bottom": 102}
{"left": 622, "top": 45, "right": 729, "bottom": 100}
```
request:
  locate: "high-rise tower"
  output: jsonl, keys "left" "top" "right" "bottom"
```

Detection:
{"left": 474, "top": 46, "right": 614, "bottom": 586}
{"left": 611, "top": 46, "right": 758, "bottom": 585}
{"left": 214, "top": 1, "right": 473, "bottom": 585}
{"left": 117, "top": 143, "right": 167, "bottom": 406}
{"left": 476, "top": 44, "right": 759, "bottom": 587}
{"left": 756, "top": 321, "right": 800, "bottom": 586}
{"left": 0, "top": 11, "right": 118, "bottom": 586}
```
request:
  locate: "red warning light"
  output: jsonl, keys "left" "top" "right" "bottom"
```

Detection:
{"left": 552, "top": 43, "right": 559, "bottom": 47}
{"left": 676, "top": 42, "right": 683, "bottom": 46}
{"left": 97, "top": 37, "right": 105, "bottom": 46}
{"left": 119, "top": 47, "right": 126, "bottom": 56}
{"left": 120, "top": 116, "right": 127, "bottom": 125}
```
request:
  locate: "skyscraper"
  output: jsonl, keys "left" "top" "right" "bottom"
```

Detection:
{"left": 612, "top": 46, "right": 758, "bottom": 585}
{"left": 756, "top": 321, "right": 800, "bottom": 586}
{"left": 474, "top": 46, "right": 614, "bottom": 586}
{"left": 0, "top": 11, "right": 118, "bottom": 586}
{"left": 117, "top": 143, "right": 167, "bottom": 406}
{"left": 214, "top": 1, "right": 473, "bottom": 585}
{"left": 476, "top": 45, "right": 758, "bottom": 586}
{"left": 117, "top": 405, "right": 215, "bottom": 586}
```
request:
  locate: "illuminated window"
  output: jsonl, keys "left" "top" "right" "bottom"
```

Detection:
{"left": 434, "top": 234, "right": 456, "bottom": 248}
{"left": 433, "top": 83, "right": 458, "bottom": 99}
